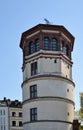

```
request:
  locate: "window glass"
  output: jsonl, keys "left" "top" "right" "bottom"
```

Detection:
{"left": 12, "top": 121, "right": 16, "bottom": 126}
{"left": 0, "top": 110, "right": 2, "bottom": 115}
{"left": 30, "top": 85, "right": 37, "bottom": 99}
{"left": 52, "top": 38, "right": 58, "bottom": 51}
{"left": 62, "top": 41, "right": 66, "bottom": 55}
{"left": 29, "top": 42, "right": 35, "bottom": 54}
{"left": 19, "top": 112, "right": 22, "bottom": 117}
{"left": 30, "top": 108, "right": 37, "bottom": 121}
{"left": 62, "top": 41, "right": 70, "bottom": 57}
{"left": 19, "top": 121, "right": 22, "bottom": 126}
{"left": 12, "top": 112, "right": 16, "bottom": 117}
{"left": 3, "top": 110, "right": 5, "bottom": 115}
{"left": 66, "top": 45, "right": 69, "bottom": 57}
{"left": 44, "top": 37, "right": 50, "bottom": 50}
{"left": 35, "top": 39, "right": 40, "bottom": 52}
{"left": 29, "top": 39, "right": 40, "bottom": 55}
{"left": 4, "top": 125, "right": 5, "bottom": 130}
{"left": 31, "top": 62, "right": 37, "bottom": 76}
{"left": 1, "top": 125, "right": 2, "bottom": 130}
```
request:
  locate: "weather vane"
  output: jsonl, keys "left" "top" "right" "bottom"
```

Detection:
{"left": 44, "top": 18, "right": 52, "bottom": 25}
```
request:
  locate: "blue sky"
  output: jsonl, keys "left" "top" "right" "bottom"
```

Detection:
{"left": 0, "top": 0, "right": 83, "bottom": 110}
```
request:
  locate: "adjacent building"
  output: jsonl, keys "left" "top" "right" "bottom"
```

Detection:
{"left": 20, "top": 24, "right": 75, "bottom": 130}
{"left": 0, "top": 97, "right": 23, "bottom": 130}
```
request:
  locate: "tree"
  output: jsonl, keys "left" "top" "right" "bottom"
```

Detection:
{"left": 79, "top": 93, "right": 83, "bottom": 124}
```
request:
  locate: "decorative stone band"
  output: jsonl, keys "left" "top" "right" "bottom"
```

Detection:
{"left": 22, "top": 51, "right": 73, "bottom": 71}
{"left": 22, "top": 96, "right": 75, "bottom": 106}
{"left": 21, "top": 74, "right": 75, "bottom": 88}
{"left": 22, "top": 119, "right": 73, "bottom": 126}
{"left": 24, "top": 51, "right": 73, "bottom": 65}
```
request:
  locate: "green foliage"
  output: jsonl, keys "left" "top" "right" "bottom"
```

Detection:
{"left": 80, "top": 93, "right": 83, "bottom": 108}
{"left": 79, "top": 126, "right": 83, "bottom": 130}
{"left": 79, "top": 93, "right": 83, "bottom": 124}
{"left": 79, "top": 108, "right": 83, "bottom": 119}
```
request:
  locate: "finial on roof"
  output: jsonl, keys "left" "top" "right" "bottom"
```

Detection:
{"left": 44, "top": 18, "right": 52, "bottom": 25}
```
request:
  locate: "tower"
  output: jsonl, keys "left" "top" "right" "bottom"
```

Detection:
{"left": 20, "top": 24, "right": 75, "bottom": 130}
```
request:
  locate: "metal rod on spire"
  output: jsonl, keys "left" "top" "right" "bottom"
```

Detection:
{"left": 44, "top": 18, "right": 52, "bottom": 25}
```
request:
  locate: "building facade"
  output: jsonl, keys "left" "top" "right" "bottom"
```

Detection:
{"left": 20, "top": 24, "right": 75, "bottom": 130}
{"left": 0, "top": 104, "right": 9, "bottom": 130}
{"left": 0, "top": 97, "right": 23, "bottom": 130}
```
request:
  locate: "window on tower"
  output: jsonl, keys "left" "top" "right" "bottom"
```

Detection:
{"left": 29, "top": 39, "right": 40, "bottom": 55}
{"left": 29, "top": 41, "right": 35, "bottom": 54}
{"left": 35, "top": 39, "right": 40, "bottom": 52}
{"left": 44, "top": 37, "right": 50, "bottom": 50}
{"left": 61, "top": 41, "right": 70, "bottom": 58}
{"left": 31, "top": 62, "right": 38, "bottom": 76}
{"left": 30, "top": 85, "right": 37, "bottom": 99}
{"left": 52, "top": 38, "right": 58, "bottom": 51}
{"left": 62, "top": 41, "right": 66, "bottom": 55}
{"left": 30, "top": 108, "right": 37, "bottom": 121}
{"left": 66, "top": 45, "right": 69, "bottom": 57}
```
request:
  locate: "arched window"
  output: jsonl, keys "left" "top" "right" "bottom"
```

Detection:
{"left": 44, "top": 37, "right": 50, "bottom": 50}
{"left": 62, "top": 41, "right": 66, "bottom": 55}
{"left": 62, "top": 41, "right": 70, "bottom": 57}
{"left": 52, "top": 38, "right": 58, "bottom": 51}
{"left": 35, "top": 39, "right": 40, "bottom": 52}
{"left": 29, "top": 42, "right": 35, "bottom": 54}
{"left": 66, "top": 45, "right": 69, "bottom": 56}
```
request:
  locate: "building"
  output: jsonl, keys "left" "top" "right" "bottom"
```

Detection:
{"left": 0, "top": 97, "right": 23, "bottom": 130}
{"left": 0, "top": 99, "right": 9, "bottom": 130}
{"left": 20, "top": 24, "right": 75, "bottom": 130}
{"left": 75, "top": 93, "right": 83, "bottom": 125}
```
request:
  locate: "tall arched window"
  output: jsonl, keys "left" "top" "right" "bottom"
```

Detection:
{"left": 35, "top": 39, "right": 40, "bottom": 52}
{"left": 61, "top": 41, "right": 70, "bottom": 57}
{"left": 66, "top": 45, "right": 69, "bottom": 57}
{"left": 52, "top": 38, "right": 58, "bottom": 51}
{"left": 44, "top": 37, "right": 50, "bottom": 50}
{"left": 29, "top": 42, "right": 35, "bottom": 54}
{"left": 62, "top": 41, "right": 66, "bottom": 55}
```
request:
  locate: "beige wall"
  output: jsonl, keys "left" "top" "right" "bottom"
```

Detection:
{"left": 22, "top": 78, "right": 74, "bottom": 101}
{"left": 9, "top": 107, "right": 23, "bottom": 130}
{"left": 22, "top": 51, "right": 74, "bottom": 130}
{"left": 23, "top": 52, "right": 72, "bottom": 81}
{"left": 23, "top": 122, "right": 73, "bottom": 130}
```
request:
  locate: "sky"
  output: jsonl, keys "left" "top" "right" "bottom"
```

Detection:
{"left": 0, "top": 0, "right": 83, "bottom": 110}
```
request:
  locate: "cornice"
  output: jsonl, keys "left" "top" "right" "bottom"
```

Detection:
{"left": 23, "top": 119, "right": 73, "bottom": 125}
{"left": 22, "top": 96, "right": 75, "bottom": 106}
{"left": 21, "top": 74, "right": 75, "bottom": 88}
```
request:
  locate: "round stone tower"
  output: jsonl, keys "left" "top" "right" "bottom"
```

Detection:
{"left": 20, "top": 24, "right": 75, "bottom": 130}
